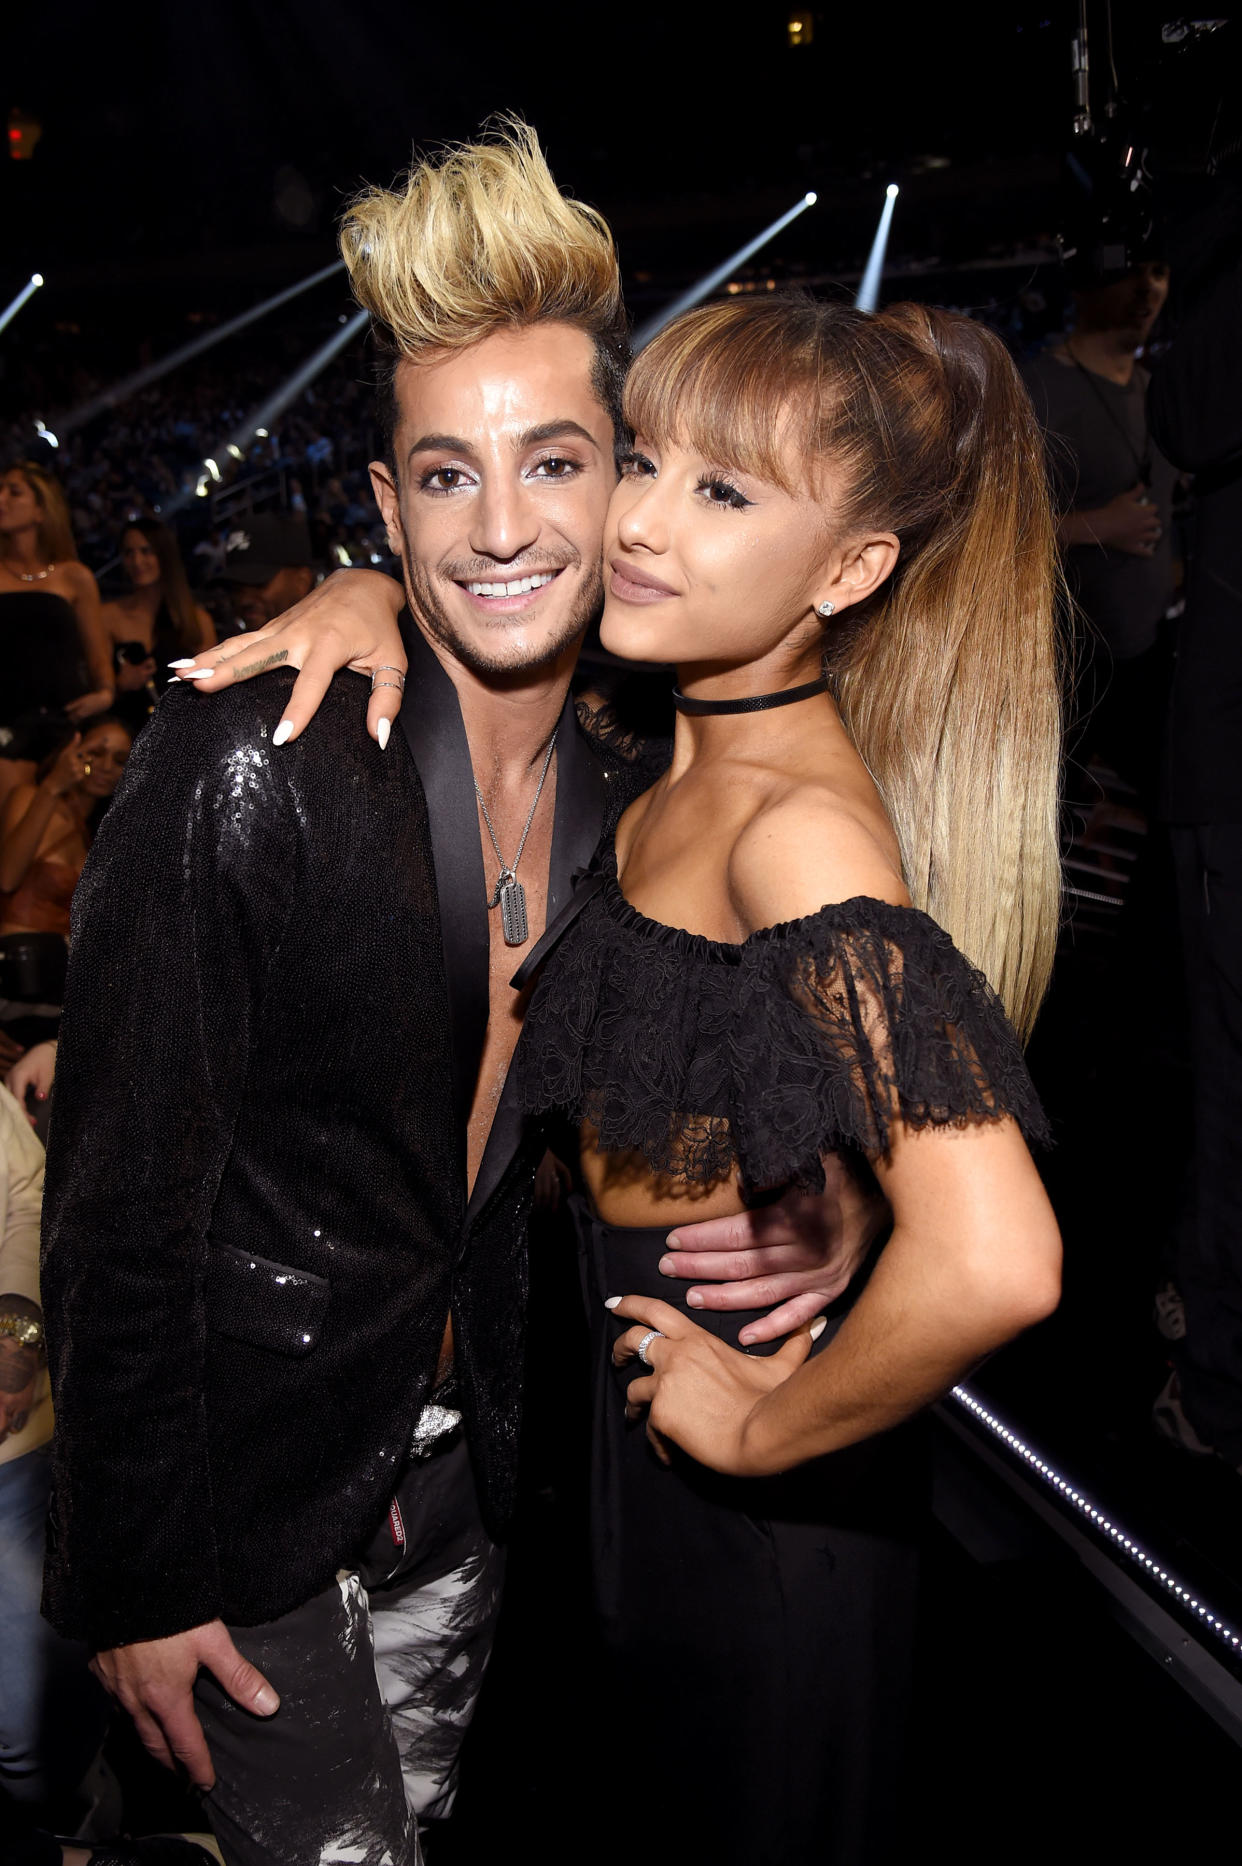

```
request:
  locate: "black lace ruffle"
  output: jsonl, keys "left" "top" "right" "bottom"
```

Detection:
{"left": 516, "top": 857, "right": 1050, "bottom": 1195}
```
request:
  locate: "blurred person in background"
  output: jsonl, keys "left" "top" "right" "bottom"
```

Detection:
{"left": 1023, "top": 260, "right": 1176, "bottom": 809}
{"left": 213, "top": 515, "right": 316, "bottom": 638}
{"left": 0, "top": 719, "right": 131, "bottom": 1057}
{"left": 101, "top": 522, "right": 215, "bottom": 738}
{"left": 0, "top": 1079, "right": 113, "bottom": 1860}
{"left": 0, "top": 464, "right": 115, "bottom": 818}
{"left": 1148, "top": 235, "right": 1242, "bottom": 1474}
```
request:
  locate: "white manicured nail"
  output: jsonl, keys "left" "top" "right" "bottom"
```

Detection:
{"left": 272, "top": 721, "right": 293, "bottom": 747}
{"left": 167, "top": 658, "right": 197, "bottom": 669}
{"left": 604, "top": 1296, "right": 622, "bottom": 1310}
{"left": 179, "top": 668, "right": 215, "bottom": 680}
{"left": 377, "top": 717, "right": 390, "bottom": 751}
{"left": 809, "top": 1318, "right": 827, "bottom": 1340}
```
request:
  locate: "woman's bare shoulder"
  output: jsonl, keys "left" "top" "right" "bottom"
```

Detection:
{"left": 59, "top": 561, "right": 101, "bottom": 602}
{"left": 727, "top": 783, "right": 908, "bottom": 933}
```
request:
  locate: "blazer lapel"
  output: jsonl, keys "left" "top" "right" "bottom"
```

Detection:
{"left": 397, "top": 616, "right": 490, "bottom": 1177}
{"left": 465, "top": 692, "right": 610, "bottom": 1225}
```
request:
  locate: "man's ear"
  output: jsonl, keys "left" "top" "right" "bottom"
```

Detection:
{"left": 369, "top": 460, "right": 403, "bottom": 556}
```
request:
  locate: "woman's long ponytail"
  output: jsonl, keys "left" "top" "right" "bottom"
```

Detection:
{"left": 833, "top": 305, "right": 1062, "bottom": 1037}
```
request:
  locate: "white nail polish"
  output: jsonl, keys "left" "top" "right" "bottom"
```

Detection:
{"left": 167, "top": 658, "right": 197, "bottom": 669}
{"left": 376, "top": 717, "right": 391, "bottom": 751}
{"left": 272, "top": 721, "right": 293, "bottom": 747}
{"left": 179, "top": 668, "right": 215, "bottom": 680}
{"left": 809, "top": 1318, "right": 827, "bottom": 1340}
{"left": 604, "top": 1296, "right": 622, "bottom": 1310}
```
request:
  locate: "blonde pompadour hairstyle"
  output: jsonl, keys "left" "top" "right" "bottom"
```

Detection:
{"left": 340, "top": 119, "right": 629, "bottom": 458}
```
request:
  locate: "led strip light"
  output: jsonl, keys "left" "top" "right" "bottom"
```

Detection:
{"left": 950, "top": 1384, "right": 1242, "bottom": 1658}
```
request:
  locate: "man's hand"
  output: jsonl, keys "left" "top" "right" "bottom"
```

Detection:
{"left": 1062, "top": 484, "right": 1163, "bottom": 556}
{"left": 171, "top": 568, "right": 406, "bottom": 747}
{"left": 5, "top": 1038, "right": 56, "bottom": 1123}
{"left": 92, "top": 1620, "right": 279, "bottom": 1790}
{"left": 658, "top": 1162, "right": 888, "bottom": 1345}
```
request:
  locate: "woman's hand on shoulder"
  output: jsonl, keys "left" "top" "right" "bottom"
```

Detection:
{"left": 169, "top": 568, "right": 406, "bottom": 748}
{"left": 727, "top": 788, "right": 908, "bottom": 933}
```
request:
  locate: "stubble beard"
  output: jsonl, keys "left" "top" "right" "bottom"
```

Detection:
{"left": 399, "top": 532, "right": 604, "bottom": 679}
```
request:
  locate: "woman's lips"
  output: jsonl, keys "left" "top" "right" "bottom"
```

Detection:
{"left": 609, "top": 559, "right": 677, "bottom": 604}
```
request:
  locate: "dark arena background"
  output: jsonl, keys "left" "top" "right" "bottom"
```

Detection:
{"left": 3, "top": 3, "right": 1242, "bottom": 1861}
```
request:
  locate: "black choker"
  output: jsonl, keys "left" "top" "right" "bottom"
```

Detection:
{"left": 672, "top": 673, "right": 832, "bottom": 716}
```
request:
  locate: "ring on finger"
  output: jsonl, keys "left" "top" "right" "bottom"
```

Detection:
{"left": 636, "top": 1328, "right": 664, "bottom": 1367}
{"left": 371, "top": 680, "right": 403, "bottom": 694}
{"left": 371, "top": 666, "right": 406, "bottom": 691}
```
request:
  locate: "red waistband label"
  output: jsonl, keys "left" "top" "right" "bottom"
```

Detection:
{"left": 388, "top": 1497, "right": 406, "bottom": 1548}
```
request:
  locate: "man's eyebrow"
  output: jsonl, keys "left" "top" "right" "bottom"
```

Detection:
{"left": 517, "top": 420, "right": 601, "bottom": 452}
{"left": 406, "top": 433, "right": 476, "bottom": 462}
{"left": 404, "top": 421, "right": 599, "bottom": 465}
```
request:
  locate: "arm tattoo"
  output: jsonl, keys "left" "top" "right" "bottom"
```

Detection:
{"left": 230, "top": 649, "right": 289, "bottom": 682}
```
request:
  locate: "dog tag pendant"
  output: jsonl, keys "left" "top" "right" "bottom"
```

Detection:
{"left": 499, "top": 874, "right": 529, "bottom": 946}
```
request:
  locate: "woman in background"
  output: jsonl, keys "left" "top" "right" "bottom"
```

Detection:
{"left": 0, "top": 463, "right": 114, "bottom": 812}
{"left": 101, "top": 519, "right": 215, "bottom": 736}
{"left": 0, "top": 718, "right": 131, "bottom": 1053}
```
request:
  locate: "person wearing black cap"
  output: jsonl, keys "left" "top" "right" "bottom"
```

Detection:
{"left": 216, "top": 515, "right": 317, "bottom": 636}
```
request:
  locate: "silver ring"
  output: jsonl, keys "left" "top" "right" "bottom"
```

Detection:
{"left": 371, "top": 666, "right": 406, "bottom": 690}
{"left": 636, "top": 1328, "right": 664, "bottom": 1367}
{"left": 371, "top": 680, "right": 403, "bottom": 693}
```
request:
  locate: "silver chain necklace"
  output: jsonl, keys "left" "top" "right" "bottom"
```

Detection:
{"left": 473, "top": 727, "right": 558, "bottom": 946}
{"left": 7, "top": 562, "right": 55, "bottom": 583}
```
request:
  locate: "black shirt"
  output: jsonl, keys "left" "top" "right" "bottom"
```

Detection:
{"left": 1023, "top": 349, "right": 1177, "bottom": 661}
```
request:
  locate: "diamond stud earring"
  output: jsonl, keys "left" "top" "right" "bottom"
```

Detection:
{"left": 817, "top": 600, "right": 836, "bottom": 619}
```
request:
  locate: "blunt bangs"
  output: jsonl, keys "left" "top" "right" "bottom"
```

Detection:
{"left": 622, "top": 297, "right": 833, "bottom": 494}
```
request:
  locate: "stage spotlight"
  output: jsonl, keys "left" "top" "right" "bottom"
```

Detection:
{"left": 60, "top": 259, "right": 347, "bottom": 435}
{"left": 0, "top": 271, "right": 45, "bottom": 337}
{"left": 33, "top": 418, "right": 58, "bottom": 449}
{"left": 173, "top": 309, "right": 369, "bottom": 516}
{"left": 632, "top": 192, "right": 819, "bottom": 350}
{"left": 855, "top": 184, "right": 900, "bottom": 315}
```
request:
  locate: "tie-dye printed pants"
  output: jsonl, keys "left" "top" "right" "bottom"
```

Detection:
{"left": 193, "top": 1429, "right": 503, "bottom": 1866}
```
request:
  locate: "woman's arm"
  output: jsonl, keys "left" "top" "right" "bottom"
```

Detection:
{"left": 63, "top": 564, "right": 115, "bottom": 720}
{"left": 171, "top": 568, "right": 406, "bottom": 745}
{"left": 612, "top": 1116, "right": 1061, "bottom": 1475}
{"left": 0, "top": 745, "right": 82, "bottom": 892}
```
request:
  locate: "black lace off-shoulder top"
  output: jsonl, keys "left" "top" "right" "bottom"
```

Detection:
{"left": 516, "top": 847, "right": 1050, "bottom": 1198}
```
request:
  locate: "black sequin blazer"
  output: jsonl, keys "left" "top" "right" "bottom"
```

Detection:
{"left": 41, "top": 638, "right": 620, "bottom": 1650}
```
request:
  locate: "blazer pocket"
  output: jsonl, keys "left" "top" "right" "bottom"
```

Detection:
{"left": 205, "top": 1243, "right": 330, "bottom": 1357}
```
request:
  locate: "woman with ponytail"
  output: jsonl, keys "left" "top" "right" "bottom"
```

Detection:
{"left": 508, "top": 295, "right": 1063, "bottom": 1860}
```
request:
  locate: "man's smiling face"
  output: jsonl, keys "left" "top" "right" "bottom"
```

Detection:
{"left": 369, "top": 322, "right": 617, "bottom": 677}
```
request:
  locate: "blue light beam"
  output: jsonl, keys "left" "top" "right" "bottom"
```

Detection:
{"left": 173, "top": 308, "right": 370, "bottom": 515}
{"left": 60, "top": 260, "right": 347, "bottom": 435}
{"left": 855, "top": 185, "right": 899, "bottom": 315}
{"left": 0, "top": 273, "right": 44, "bottom": 338}
{"left": 632, "top": 194, "right": 819, "bottom": 350}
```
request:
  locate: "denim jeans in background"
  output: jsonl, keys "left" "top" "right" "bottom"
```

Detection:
{"left": 0, "top": 1446, "right": 109, "bottom": 1815}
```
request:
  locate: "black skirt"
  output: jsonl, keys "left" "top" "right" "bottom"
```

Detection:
{"left": 573, "top": 1196, "right": 925, "bottom": 1866}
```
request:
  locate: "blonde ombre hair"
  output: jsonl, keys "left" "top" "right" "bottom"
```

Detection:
{"left": 626, "top": 296, "right": 1063, "bottom": 1039}
{"left": 340, "top": 120, "right": 629, "bottom": 460}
